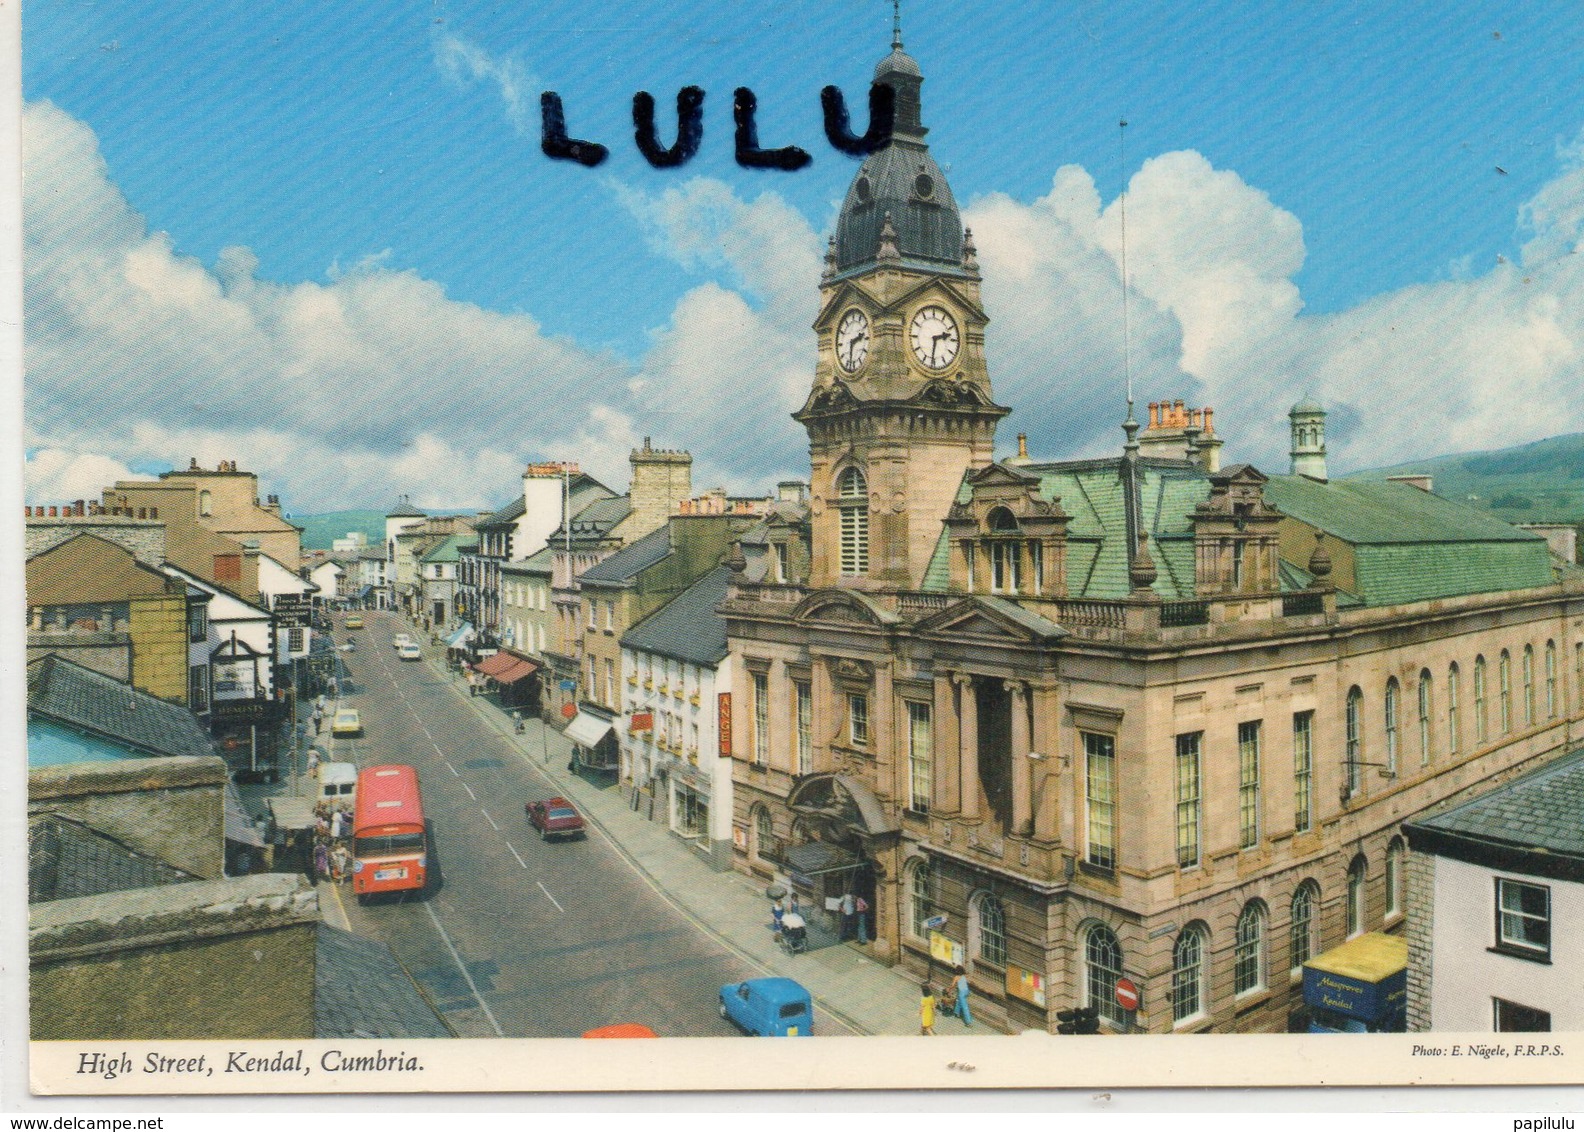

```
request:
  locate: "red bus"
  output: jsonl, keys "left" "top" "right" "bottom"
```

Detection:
{"left": 351, "top": 764, "right": 427, "bottom": 900}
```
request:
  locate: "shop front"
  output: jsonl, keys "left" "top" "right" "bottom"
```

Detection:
{"left": 472, "top": 649, "right": 540, "bottom": 712}
{"left": 565, "top": 706, "right": 619, "bottom": 782}
{"left": 775, "top": 773, "right": 895, "bottom": 953}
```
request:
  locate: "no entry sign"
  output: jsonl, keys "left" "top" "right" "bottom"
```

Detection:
{"left": 1115, "top": 977, "right": 1140, "bottom": 1012}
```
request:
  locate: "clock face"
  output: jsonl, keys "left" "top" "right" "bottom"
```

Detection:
{"left": 835, "top": 309, "right": 869, "bottom": 373}
{"left": 909, "top": 305, "right": 959, "bottom": 369}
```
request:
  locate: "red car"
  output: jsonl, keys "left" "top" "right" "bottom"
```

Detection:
{"left": 526, "top": 797, "right": 586, "bottom": 840}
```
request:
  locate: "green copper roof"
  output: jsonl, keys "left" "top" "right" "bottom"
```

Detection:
{"left": 1265, "top": 475, "right": 1552, "bottom": 606}
{"left": 420, "top": 533, "right": 470, "bottom": 564}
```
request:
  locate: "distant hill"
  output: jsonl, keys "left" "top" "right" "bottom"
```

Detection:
{"left": 288, "top": 510, "right": 387, "bottom": 551}
{"left": 1351, "top": 433, "right": 1584, "bottom": 526}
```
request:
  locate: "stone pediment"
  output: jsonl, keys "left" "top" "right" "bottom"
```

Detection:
{"left": 793, "top": 589, "right": 898, "bottom": 627}
{"left": 814, "top": 282, "right": 883, "bottom": 329}
{"left": 886, "top": 275, "right": 988, "bottom": 323}
{"left": 913, "top": 596, "right": 1067, "bottom": 643}
{"left": 913, "top": 379, "right": 991, "bottom": 408}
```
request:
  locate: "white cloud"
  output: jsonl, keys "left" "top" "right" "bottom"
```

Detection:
{"left": 431, "top": 32, "right": 536, "bottom": 136}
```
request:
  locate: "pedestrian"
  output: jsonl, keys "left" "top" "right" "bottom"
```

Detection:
{"left": 839, "top": 891, "right": 856, "bottom": 940}
{"left": 771, "top": 897, "right": 785, "bottom": 936}
{"left": 855, "top": 894, "right": 870, "bottom": 945}
{"left": 952, "top": 964, "right": 973, "bottom": 1027}
{"left": 315, "top": 693, "right": 327, "bottom": 714}
{"left": 312, "top": 708, "right": 323, "bottom": 735}
{"left": 331, "top": 842, "right": 350, "bottom": 883}
{"left": 919, "top": 982, "right": 936, "bottom": 1036}
{"left": 328, "top": 677, "right": 339, "bottom": 699}
{"left": 306, "top": 747, "right": 320, "bottom": 779}
{"left": 313, "top": 839, "right": 330, "bottom": 883}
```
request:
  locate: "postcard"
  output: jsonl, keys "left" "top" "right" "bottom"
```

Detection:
{"left": 11, "top": 0, "right": 1584, "bottom": 1111}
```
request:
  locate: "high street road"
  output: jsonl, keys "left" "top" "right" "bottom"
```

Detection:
{"left": 314, "top": 609, "right": 762, "bottom": 1039}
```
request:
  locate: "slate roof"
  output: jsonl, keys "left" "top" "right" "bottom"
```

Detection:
{"left": 1405, "top": 745, "right": 1584, "bottom": 882}
{"left": 386, "top": 499, "right": 426, "bottom": 518}
{"left": 555, "top": 495, "right": 632, "bottom": 545}
{"left": 420, "top": 533, "right": 471, "bottom": 564}
{"left": 315, "top": 924, "right": 454, "bottom": 1039}
{"left": 29, "top": 814, "right": 199, "bottom": 903}
{"left": 502, "top": 544, "right": 555, "bottom": 576}
{"left": 579, "top": 524, "right": 672, "bottom": 585}
{"left": 475, "top": 496, "right": 526, "bottom": 529}
{"left": 28, "top": 656, "right": 216, "bottom": 761}
{"left": 621, "top": 565, "right": 731, "bottom": 666}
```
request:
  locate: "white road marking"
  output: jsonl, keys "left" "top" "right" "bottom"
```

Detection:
{"left": 445, "top": 761, "right": 458, "bottom": 775}
{"left": 536, "top": 881, "right": 564, "bottom": 913}
{"left": 433, "top": 743, "right": 447, "bottom": 759}
{"left": 461, "top": 781, "right": 477, "bottom": 801}
{"left": 422, "top": 900, "right": 505, "bottom": 1038}
{"left": 507, "top": 842, "right": 527, "bottom": 869}
{"left": 481, "top": 808, "right": 498, "bottom": 831}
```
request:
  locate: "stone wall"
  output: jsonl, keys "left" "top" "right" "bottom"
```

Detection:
{"left": 1404, "top": 848, "right": 1436, "bottom": 1032}
{"left": 28, "top": 756, "right": 229, "bottom": 880}
{"left": 130, "top": 593, "right": 190, "bottom": 703}
{"left": 30, "top": 874, "right": 319, "bottom": 1040}
{"left": 25, "top": 515, "right": 167, "bottom": 565}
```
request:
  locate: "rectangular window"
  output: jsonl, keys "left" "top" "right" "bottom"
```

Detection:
{"left": 1494, "top": 998, "right": 1552, "bottom": 1033}
{"left": 1292, "top": 711, "right": 1313, "bottom": 834}
{"left": 604, "top": 658, "right": 615, "bottom": 707}
{"left": 1029, "top": 540, "right": 1043, "bottom": 592}
{"left": 187, "top": 665, "right": 209, "bottom": 712}
{"left": 1175, "top": 733, "right": 1202, "bottom": 869}
{"left": 1238, "top": 720, "right": 1261, "bottom": 849}
{"left": 990, "top": 541, "right": 1019, "bottom": 594}
{"left": 1083, "top": 732, "right": 1116, "bottom": 870}
{"left": 1496, "top": 878, "right": 1551, "bottom": 961}
{"left": 188, "top": 604, "right": 208, "bottom": 643}
{"left": 839, "top": 506, "right": 869, "bottom": 575}
{"left": 1448, "top": 667, "right": 1460, "bottom": 755}
{"left": 605, "top": 601, "right": 614, "bottom": 632}
{"left": 907, "top": 701, "right": 932, "bottom": 814}
{"left": 752, "top": 672, "right": 769, "bottom": 765}
{"left": 848, "top": 693, "right": 869, "bottom": 747}
{"left": 1418, "top": 677, "right": 1432, "bottom": 766}
{"left": 773, "top": 542, "right": 789, "bottom": 584}
{"left": 794, "top": 681, "right": 813, "bottom": 774}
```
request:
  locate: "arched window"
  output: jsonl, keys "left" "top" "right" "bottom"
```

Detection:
{"left": 1499, "top": 650, "right": 1513, "bottom": 733}
{"left": 1171, "top": 924, "right": 1209, "bottom": 1025}
{"left": 1290, "top": 881, "right": 1320, "bottom": 972}
{"left": 198, "top": 489, "right": 212, "bottom": 517}
{"left": 1474, "top": 656, "right": 1488, "bottom": 743}
{"left": 836, "top": 466, "right": 869, "bottom": 576}
{"left": 1084, "top": 923, "right": 1126, "bottom": 1029}
{"left": 1234, "top": 901, "right": 1268, "bottom": 996}
{"left": 973, "top": 892, "right": 1007, "bottom": 967}
{"left": 1386, "top": 837, "right": 1406, "bottom": 920}
{"left": 1523, "top": 645, "right": 1536, "bottom": 726}
{"left": 986, "top": 507, "right": 1022, "bottom": 594}
{"left": 1447, "top": 662, "right": 1461, "bottom": 755}
{"left": 1417, "top": 669, "right": 1433, "bottom": 767}
{"left": 1344, "top": 687, "right": 1364, "bottom": 796}
{"left": 907, "top": 859, "right": 931, "bottom": 939}
{"left": 1545, "top": 640, "right": 1557, "bottom": 718}
{"left": 1347, "top": 855, "right": 1368, "bottom": 938}
{"left": 752, "top": 805, "right": 774, "bottom": 862}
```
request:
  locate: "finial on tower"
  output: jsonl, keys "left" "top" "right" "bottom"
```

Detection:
{"left": 877, "top": 211, "right": 900, "bottom": 261}
{"left": 823, "top": 235, "right": 838, "bottom": 280}
{"left": 892, "top": 0, "right": 903, "bottom": 50}
{"left": 961, "top": 226, "right": 979, "bottom": 274}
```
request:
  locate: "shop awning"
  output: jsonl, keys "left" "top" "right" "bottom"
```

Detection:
{"left": 782, "top": 840, "right": 860, "bottom": 877}
{"left": 474, "top": 650, "right": 536, "bottom": 682}
{"left": 565, "top": 710, "right": 615, "bottom": 748}
{"left": 444, "top": 622, "right": 475, "bottom": 648}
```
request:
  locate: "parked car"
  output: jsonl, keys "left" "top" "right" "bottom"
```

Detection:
{"left": 397, "top": 642, "right": 422, "bottom": 661}
{"left": 525, "top": 797, "right": 585, "bottom": 840}
{"left": 344, "top": 614, "right": 364, "bottom": 630}
{"left": 392, "top": 633, "right": 413, "bottom": 650}
{"left": 330, "top": 707, "right": 362, "bottom": 736}
{"left": 718, "top": 977, "right": 813, "bottom": 1037}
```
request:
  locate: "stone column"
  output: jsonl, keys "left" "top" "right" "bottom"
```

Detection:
{"left": 934, "top": 673, "right": 960, "bottom": 813}
{"left": 1007, "top": 680, "right": 1032, "bottom": 834}
{"left": 955, "top": 673, "right": 980, "bottom": 822}
{"left": 1031, "top": 684, "right": 1059, "bottom": 842}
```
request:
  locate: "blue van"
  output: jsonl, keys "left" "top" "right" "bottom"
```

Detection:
{"left": 718, "top": 977, "right": 814, "bottom": 1037}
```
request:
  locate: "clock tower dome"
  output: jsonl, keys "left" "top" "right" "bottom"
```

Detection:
{"left": 796, "top": 25, "right": 1009, "bottom": 590}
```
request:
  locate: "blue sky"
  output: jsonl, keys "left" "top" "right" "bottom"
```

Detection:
{"left": 21, "top": 1, "right": 1584, "bottom": 511}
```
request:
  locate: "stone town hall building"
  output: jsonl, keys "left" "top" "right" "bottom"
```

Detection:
{"left": 720, "top": 29, "right": 1584, "bottom": 1034}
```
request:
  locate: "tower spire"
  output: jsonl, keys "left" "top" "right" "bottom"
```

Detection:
{"left": 893, "top": 0, "right": 903, "bottom": 49}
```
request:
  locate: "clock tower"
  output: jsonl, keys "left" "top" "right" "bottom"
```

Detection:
{"left": 796, "top": 26, "right": 1009, "bottom": 590}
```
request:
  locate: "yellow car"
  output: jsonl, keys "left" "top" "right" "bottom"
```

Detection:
{"left": 345, "top": 614, "right": 365, "bottom": 630}
{"left": 331, "top": 707, "right": 362, "bottom": 736}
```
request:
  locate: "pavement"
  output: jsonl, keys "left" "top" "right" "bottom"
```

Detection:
{"left": 244, "top": 621, "right": 993, "bottom": 1039}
